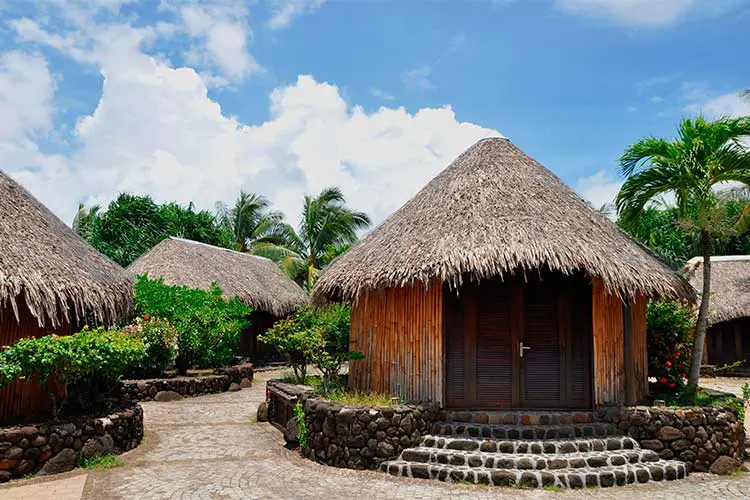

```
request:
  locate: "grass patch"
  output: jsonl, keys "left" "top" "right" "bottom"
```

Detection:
{"left": 326, "top": 390, "right": 400, "bottom": 407}
{"left": 662, "top": 389, "right": 745, "bottom": 421}
{"left": 543, "top": 484, "right": 564, "bottom": 492}
{"left": 77, "top": 454, "right": 121, "bottom": 470}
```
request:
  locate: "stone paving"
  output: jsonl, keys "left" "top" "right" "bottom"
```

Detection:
{"left": 1, "top": 373, "right": 750, "bottom": 499}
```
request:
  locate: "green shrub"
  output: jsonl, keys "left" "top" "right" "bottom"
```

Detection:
{"left": 0, "top": 327, "right": 145, "bottom": 417}
{"left": 259, "top": 304, "right": 362, "bottom": 394}
{"left": 133, "top": 276, "right": 251, "bottom": 373}
{"left": 647, "top": 300, "right": 695, "bottom": 395}
{"left": 122, "top": 317, "right": 179, "bottom": 378}
{"left": 294, "top": 402, "right": 307, "bottom": 448}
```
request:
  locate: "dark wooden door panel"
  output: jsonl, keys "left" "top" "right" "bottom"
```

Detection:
{"left": 522, "top": 283, "right": 562, "bottom": 407}
{"left": 475, "top": 282, "right": 513, "bottom": 407}
{"left": 444, "top": 288, "right": 466, "bottom": 407}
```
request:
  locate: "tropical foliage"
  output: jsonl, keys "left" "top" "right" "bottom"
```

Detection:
{"left": 254, "top": 187, "right": 371, "bottom": 290}
{"left": 121, "top": 317, "right": 179, "bottom": 378}
{"left": 616, "top": 116, "right": 750, "bottom": 392}
{"left": 74, "top": 194, "right": 232, "bottom": 267}
{"left": 0, "top": 327, "right": 145, "bottom": 418}
{"left": 647, "top": 301, "right": 695, "bottom": 395}
{"left": 215, "top": 191, "right": 286, "bottom": 252}
{"left": 259, "top": 304, "right": 361, "bottom": 393}
{"left": 133, "top": 276, "right": 251, "bottom": 373}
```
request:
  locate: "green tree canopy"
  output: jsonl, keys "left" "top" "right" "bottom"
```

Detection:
{"left": 615, "top": 115, "right": 750, "bottom": 392}
{"left": 254, "top": 187, "right": 371, "bottom": 290}
{"left": 215, "top": 191, "right": 286, "bottom": 252}
{"left": 74, "top": 193, "right": 232, "bottom": 267}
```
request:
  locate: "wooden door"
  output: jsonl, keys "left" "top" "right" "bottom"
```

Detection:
{"left": 444, "top": 275, "right": 592, "bottom": 409}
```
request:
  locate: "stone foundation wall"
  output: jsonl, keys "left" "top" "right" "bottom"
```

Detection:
{"left": 598, "top": 405, "right": 745, "bottom": 472}
{"left": 302, "top": 399, "right": 441, "bottom": 470}
{"left": 0, "top": 403, "right": 143, "bottom": 482}
{"left": 120, "top": 364, "right": 253, "bottom": 402}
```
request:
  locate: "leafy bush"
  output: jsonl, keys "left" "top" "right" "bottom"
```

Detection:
{"left": 294, "top": 402, "right": 307, "bottom": 448}
{"left": 121, "top": 317, "right": 179, "bottom": 378}
{"left": 259, "top": 304, "right": 361, "bottom": 394}
{"left": 134, "top": 276, "right": 251, "bottom": 373}
{"left": 0, "top": 327, "right": 145, "bottom": 417}
{"left": 647, "top": 300, "right": 695, "bottom": 395}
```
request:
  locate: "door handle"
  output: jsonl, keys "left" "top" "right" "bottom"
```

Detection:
{"left": 520, "top": 342, "right": 531, "bottom": 358}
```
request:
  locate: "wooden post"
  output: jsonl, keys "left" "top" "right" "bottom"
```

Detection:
{"left": 623, "top": 300, "right": 635, "bottom": 406}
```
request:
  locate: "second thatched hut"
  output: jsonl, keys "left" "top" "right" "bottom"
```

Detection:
{"left": 685, "top": 256, "right": 750, "bottom": 367}
{"left": 314, "top": 137, "right": 694, "bottom": 409}
{"left": 127, "top": 237, "right": 308, "bottom": 361}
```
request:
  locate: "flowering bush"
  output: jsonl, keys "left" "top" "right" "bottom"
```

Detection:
{"left": 122, "top": 317, "right": 179, "bottom": 378}
{"left": 647, "top": 300, "right": 695, "bottom": 395}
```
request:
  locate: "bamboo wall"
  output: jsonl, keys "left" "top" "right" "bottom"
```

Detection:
{"left": 0, "top": 302, "right": 68, "bottom": 423}
{"left": 592, "top": 279, "right": 648, "bottom": 406}
{"left": 348, "top": 282, "right": 444, "bottom": 404}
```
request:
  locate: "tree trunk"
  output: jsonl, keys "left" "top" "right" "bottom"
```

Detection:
{"left": 687, "top": 231, "right": 712, "bottom": 393}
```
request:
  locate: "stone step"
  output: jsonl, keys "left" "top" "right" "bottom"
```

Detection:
{"left": 423, "top": 435, "right": 639, "bottom": 454}
{"left": 441, "top": 410, "right": 599, "bottom": 426}
{"left": 400, "top": 446, "right": 661, "bottom": 469}
{"left": 434, "top": 421, "right": 621, "bottom": 440}
{"left": 380, "top": 460, "right": 688, "bottom": 489}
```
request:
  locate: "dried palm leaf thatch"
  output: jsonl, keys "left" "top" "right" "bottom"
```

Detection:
{"left": 0, "top": 171, "right": 133, "bottom": 327}
{"left": 685, "top": 256, "right": 750, "bottom": 325}
{"left": 313, "top": 138, "right": 695, "bottom": 304}
{"left": 127, "top": 237, "right": 307, "bottom": 316}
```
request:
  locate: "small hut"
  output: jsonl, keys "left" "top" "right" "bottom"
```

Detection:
{"left": 313, "top": 138, "right": 694, "bottom": 409}
{"left": 0, "top": 171, "right": 133, "bottom": 422}
{"left": 685, "top": 256, "right": 750, "bottom": 366}
{"left": 127, "top": 237, "right": 307, "bottom": 360}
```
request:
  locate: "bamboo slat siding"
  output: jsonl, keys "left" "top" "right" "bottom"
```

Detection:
{"left": 0, "top": 303, "right": 68, "bottom": 423}
{"left": 349, "top": 283, "right": 443, "bottom": 404}
{"left": 592, "top": 279, "right": 625, "bottom": 406}
{"left": 630, "top": 294, "right": 649, "bottom": 404}
{"left": 592, "top": 280, "right": 649, "bottom": 406}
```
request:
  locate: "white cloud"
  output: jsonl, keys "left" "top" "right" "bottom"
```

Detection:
{"left": 401, "top": 65, "right": 435, "bottom": 91}
{"left": 175, "top": 2, "right": 261, "bottom": 83}
{"left": 370, "top": 88, "right": 395, "bottom": 101}
{"left": 267, "top": 0, "right": 326, "bottom": 30}
{"left": 4, "top": 9, "right": 501, "bottom": 228}
{"left": 555, "top": 0, "right": 696, "bottom": 27}
{"left": 688, "top": 91, "right": 750, "bottom": 117}
{"left": 576, "top": 171, "right": 623, "bottom": 212}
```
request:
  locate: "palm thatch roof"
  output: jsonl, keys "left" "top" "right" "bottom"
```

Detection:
{"left": 684, "top": 256, "right": 750, "bottom": 325}
{"left": 313, "top": 138, "right": 695, "bottom": 304}
{"left": 127, "top": 237, "right": 307, "bottom": 316}
{"left": 0, "top": 171, "right": 133, "bottom": 327}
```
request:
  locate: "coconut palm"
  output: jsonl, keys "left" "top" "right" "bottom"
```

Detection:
{"left": 216, "top": 192, "right": 285, "bottom": 252}
{"left": 254, "top": 187, "right": 371, "bottom": 291}
{"left": 616, "top": 116, "right": 750, "bottom": 392}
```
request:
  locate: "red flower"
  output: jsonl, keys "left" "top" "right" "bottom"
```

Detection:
{"left": 659, "top": 377, "right": 668, "bottom": 384}
{"left": 665, "top": 361, "right": 672, "bottom": 367}
{"left": 668, "top": 382, "right": 677, "bottom": 389}
{"left": 143, "top": 315, "right": 150, "bottom": 321}
{"left": 681, "top": 373, "right": 687, "bottom": 378}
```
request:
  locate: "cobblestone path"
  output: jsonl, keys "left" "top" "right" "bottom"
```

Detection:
{"left": 4, "top": 372, "right": 750, "bottom": 499}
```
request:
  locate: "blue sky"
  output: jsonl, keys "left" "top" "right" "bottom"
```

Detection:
{"left": 1, "top": 0, "right": 749, "bottom": 226}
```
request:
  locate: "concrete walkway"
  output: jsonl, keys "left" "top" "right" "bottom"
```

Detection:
{"left": 2, "top": 373, "right": 750, "bottom": 499}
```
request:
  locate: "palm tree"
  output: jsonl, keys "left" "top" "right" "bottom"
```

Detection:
{"left": 72, "top": 202, "right": 101, "bottom": 242}
{"left": 254, "top": 187, "right": 371, "bottom": 291}
{"left": 216, "top": 192, "right": 285, "bottom": 252}
{"left": 616, "top": 116, "right": 750, "bottom": 392}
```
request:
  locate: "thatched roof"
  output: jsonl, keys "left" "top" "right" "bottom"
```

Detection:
{"left": 684, "top": 256, "right": 750, "bottom": 326}
{"left": 0, "top": 171, "right": 133, "bottom": 327}
{"left": 313, "top": 138, "right": 695, "bottom": 304}
{"left": 127, "top": 237, "right": 307, "bottom": 316}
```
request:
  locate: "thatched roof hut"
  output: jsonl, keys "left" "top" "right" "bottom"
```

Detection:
{"left": 0, "top": 171, "right": 133, "bottom": 328}
{"left": 314, "top": 137, "right": 695, "bottom": 305}
{"left": 312, "top": 138, "right": 694, "bottom": 409}
{"left": 685, "top": 256, "right": 750, "bottom": 326}
{"left": 128, "top": 237, "right": 307, "bottom": 317}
